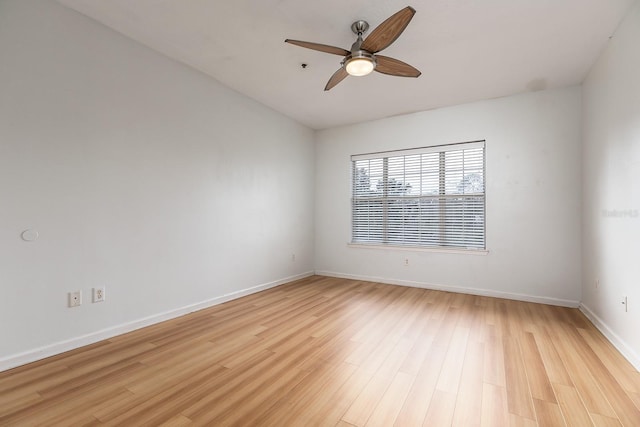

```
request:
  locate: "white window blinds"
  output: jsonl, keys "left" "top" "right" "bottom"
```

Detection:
{"left": 351, "top": 141, "right": 485, "bottom": 250}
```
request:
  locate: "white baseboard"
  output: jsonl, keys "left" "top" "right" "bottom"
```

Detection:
{"left": 0, "top": 271, "right": 314, "bottom": 373}
{"left": 12, "top": 271, "right": 637, "bottom": 376}
{"left": 315, "top": 270, "right": 580, "bottom": 308}
{"left": 579, "top": 303, "right": 640, "bottom": 371}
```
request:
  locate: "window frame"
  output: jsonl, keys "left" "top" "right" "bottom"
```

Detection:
{"left": 350, "top": 140, "right": 487, "bottom": 253}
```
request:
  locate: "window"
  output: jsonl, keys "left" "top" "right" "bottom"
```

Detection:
{"left": 351, "top": 141, "right": 485, "bottom": 250}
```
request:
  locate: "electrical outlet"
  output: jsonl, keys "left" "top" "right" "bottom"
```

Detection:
{"left": 622, "top": 296, "right": 628, "bottom": 312}
{"left": 404, "top": 258, "right": 409, "bottom": 266}
{"left": 68, "top": 291, "right": 81, "bottom": 307}
{"left": 291, "top": 254, "right": 296, "bottom": 262}
{"left": 93, "top": 287, "right": 105, "bottom": 303}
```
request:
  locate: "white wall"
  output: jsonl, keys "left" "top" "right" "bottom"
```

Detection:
{"left": 315, "top": 87, "right": 582, "bottom": 306}
{"left": 581, "top": 1, "right": 640, "bottom": 368}
{"left": 0, "top": 0, "right": 314, "bottom": 370}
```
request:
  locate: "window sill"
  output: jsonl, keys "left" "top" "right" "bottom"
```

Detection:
{"left": 347, "top": 243, "right": 489, "bottom": 255}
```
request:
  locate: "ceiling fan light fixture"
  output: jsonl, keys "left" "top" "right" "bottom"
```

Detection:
{"left": 345, "top": 52, "right": 376, "bottom": 76}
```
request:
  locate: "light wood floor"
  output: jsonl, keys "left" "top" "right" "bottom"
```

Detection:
{"left": 2, "top": 276, "right": 640, "bottom": 426}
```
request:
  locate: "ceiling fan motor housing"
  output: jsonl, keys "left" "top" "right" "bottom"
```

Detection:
{"left": 351, "top": 20, "right": 369, "bottom": 36}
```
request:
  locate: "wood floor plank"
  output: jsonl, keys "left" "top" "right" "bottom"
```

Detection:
{"left": 341, "top": 335, "right": 416, "bottom": 425}
{"left": 257, "top": 361, "right": 358, "bottom": 427}
{"left": 564, "top": 329, "right": 640, "bottom": 426}
{"left": 171, "top": 350, "right": 274, "bottom": 421}
{"left": 423, "top": 390, "right": 457, "bottom": 427}
{"left": 38, "top": 387, "right": 132, "bottom": 426}
{"left": 126, "top": 342, "right": 220, "bottom": 393}
{"left": 503, "top": 335, "right": 536, "bottom": 420}
{"left": 393, "top": 365, "right": 439, "bottom": 426}
{"left": 509, "top": 413, "right": 539, "bottom": 426}
{"left": 591, "top": 414, "right": 622, "bottom": 427}
{"left": 553, "top": 327, "right": 616, "bottom": 418}
{"left": 483, "top": 326, "right": 507, "bottom": 387}
{"left": 532, "top": 325, "right": 574, "bottom": 386}
{"left": 364, "top": 371, "right": 415, "bottom": 427}
{"left": 104, "top": 364, "right": 229, "bottom": 425}
{"left": 436, "top": 326, "right": 470, "bottom": 394}
{"left": 553, "top": 382, "right": 594, "bottom": 427}
{"left": 307, "top": 366, "right": 373, "bottom": 426}
{"left": 210, "top": 366, "right": 313, "bottom": 426}
{"left": 340, "top": 367, "right": 397, "bottom": 425}
{"left": 394, "top": 304, "right": 462, "bottom": 426}
{"left": 0, "top": 363, "right": 70, "bottom": 395}
{"left": 590, "top": 413, "right": 623, "bottom": 426}
{"left": 480, "top": 383, "right": 510, "bottom": 427}
{"left": 159, "top": 414, "right": 193, "bottom": 426}
{"left": 577, "top": 327, "right": 640, "bottom": 394}
{"left": 452, "top": 341, "right": 484, "bottom": 427}
{"left": 1, "top": 275, "right": 639, "bottom": 426}
{"left": 533, "top": 398, "right": 565, "bottom": 426}
{"left": 630, "top": 391, "right": 640, "bottom": 411}
{"left": 0, "top": 392, "right": 42, "bottom": 418}
{"left": 520, "top": 331, "right": 556, "bottom": 403}
{"left": 399, "top": 327, "right": 436, "bottom": 376}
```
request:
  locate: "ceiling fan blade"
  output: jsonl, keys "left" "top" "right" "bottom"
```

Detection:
{"left": 374, "top": 55, "right": 421, "bottom": 77}
{"left": 285, "top": 39, "right": 350, "bottom": 56}
{"left": 361, "top": 6, "right": 416, "bottom": 53}
{"left": 325, "top": 67, "right": 349, "bottom": 91}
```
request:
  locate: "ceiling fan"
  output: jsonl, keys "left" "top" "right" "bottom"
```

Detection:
{"left": 285, "top": 6, "right": 421, "bottom": 91}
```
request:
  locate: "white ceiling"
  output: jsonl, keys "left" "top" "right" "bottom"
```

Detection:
{"left": 57, "top": 0, "right": 636, "bottom": 130}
